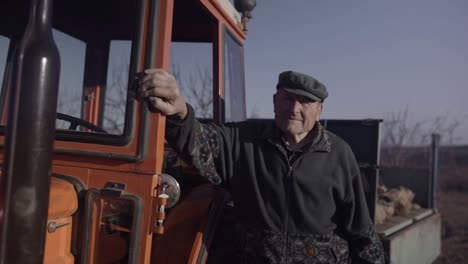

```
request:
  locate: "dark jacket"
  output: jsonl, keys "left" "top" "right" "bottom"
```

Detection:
{"left": 166, "top": 105, "right": 384, "bottom": 264}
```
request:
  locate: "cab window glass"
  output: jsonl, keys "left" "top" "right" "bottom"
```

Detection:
{"left": 54, "top": 30, "right": 86, "bottom": 130}
{"left": 0, "top": 36, "right": 8, "bottom": 89}
{"left": 0, "top": 36, "right": 10, "bottom": 119}
{"left": 102, "top": 40, "right": 132, "bottom": 134}
{"left": 171, "top": 42, "right": 213, "bottom": 119}
{"left": 0, "top": 0, "right": 138, "bottom": 138}
{"left": 52, "top": 0, "right": 137, "bottom": 135}
{"left": 223, "top": 29, "right": 246, "bottom": 122}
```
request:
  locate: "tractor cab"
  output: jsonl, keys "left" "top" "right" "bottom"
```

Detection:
{"left": 0, "top": 0, "right": 254, "bottom": 263}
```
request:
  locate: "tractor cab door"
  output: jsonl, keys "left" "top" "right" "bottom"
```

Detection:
{"left": 151, "top": 0, "right": 249, "bottom": 262}
{"left": 0, "top": 0, "right": 250, "bottom": 263}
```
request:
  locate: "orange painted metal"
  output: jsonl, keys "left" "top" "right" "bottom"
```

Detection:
{"left": 42, "top": 0, "right": 175, "bottom": 261}
{"left": 142, "top": 0, "right": 175, "bottom": 262}
{"left": 88, "top": 197, "right": 104, "bottom": 264}
{"left": 82, "top": 85, "right": 102, "bottom": 127}
{"left": 201, "top": 0, "right": 246, "bottom": 44}
{"left": 137, "top": 0, "right": 174, "bottom": 174}
{"left": 188, "top": 232, "right": 205, "bottom": 263}
{"left": 151, "top": 184, "right": 228, "bottom": 264}
{"left": 52, "top": 164, "right": 159, "bottom": 263}
{"left": 43, "top": 178, "right": 78, "bottom": 264}
{"left": 0, "top": 60, "right": 13, "bottom": 125}
{"left": 48, "top": 177, "right": 78, "bottom": 219}
{"left": 43, "top": 216, "right": 75, "bottom": 264}
{"left": 201, "top": 0, "right": 247, "bottom": 124}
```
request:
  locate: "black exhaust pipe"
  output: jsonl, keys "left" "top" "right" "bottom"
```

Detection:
{"left": 0, "top": 0, "right": 60, "bottom": 262}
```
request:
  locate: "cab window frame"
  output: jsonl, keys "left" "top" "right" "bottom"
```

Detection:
{"left": 0, "top": 0, "right": 146, "bottom": 147}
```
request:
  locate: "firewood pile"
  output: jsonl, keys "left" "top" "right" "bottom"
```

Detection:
{"left": 375, "top": 185, "right": 422, "bottom": 224}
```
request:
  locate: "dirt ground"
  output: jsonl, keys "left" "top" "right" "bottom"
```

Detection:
{"left": 433, "top": 191, "right": 468, "bottom": 263}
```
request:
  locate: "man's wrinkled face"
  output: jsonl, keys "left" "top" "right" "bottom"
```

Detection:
{"left": 273, "top": 88, "right": 323, "bottom": 140}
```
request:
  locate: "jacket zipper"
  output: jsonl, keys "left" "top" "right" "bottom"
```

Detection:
{"left": 283, "top": 164, "right": 293, "bottom": 264}
{"left": 271, "top": 142, "right": 311, "bottom": 264}
{"left": 283, "top": 152, "right": 313, "bottom": 264}
{"left": 270, "top": 141, "right": 293, "bottom": 264}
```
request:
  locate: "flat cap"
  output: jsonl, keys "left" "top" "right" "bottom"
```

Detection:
{"left": 276, "top": 71, "right": 328, "bottom": 102}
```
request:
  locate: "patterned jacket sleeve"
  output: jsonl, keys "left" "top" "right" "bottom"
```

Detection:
{"left": 348, "top": 227, "right": 386, "bottom": 264}
{"left": 165, "top": 104, "right": 223, "bottom": 185}
{"left": 340, "top": 148, "right": 385, "bottom": 264}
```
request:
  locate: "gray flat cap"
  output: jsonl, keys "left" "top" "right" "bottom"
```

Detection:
{"left": 276, "top": 71, "right": 328, "bottom": 102}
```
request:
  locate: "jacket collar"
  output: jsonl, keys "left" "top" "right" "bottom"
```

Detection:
{"left": 266, "top": 121, "right": 331, "bottom": 153}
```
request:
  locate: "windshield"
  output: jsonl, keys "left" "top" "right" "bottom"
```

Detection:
{"left": 0, "top": 0, "right": 139, "bottom": 140}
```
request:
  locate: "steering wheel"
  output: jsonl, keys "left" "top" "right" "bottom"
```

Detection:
{"left": 57, "top": 112, "right": 107, "bottom": 133}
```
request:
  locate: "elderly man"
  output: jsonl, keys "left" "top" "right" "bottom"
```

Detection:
{"left": 139, "top": 69, "right": 385, "bottom": 263}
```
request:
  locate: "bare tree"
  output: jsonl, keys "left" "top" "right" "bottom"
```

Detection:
{"left": 56, "top": 85, "right": 82, "bottom": 130}
{"left": 381, "top": 106, "right": 465, "bottom": 167}
{"left": 102, "top": 61, "right": 129, "bottom": 134}
{"left": 54, "top": 60, "right": 129, "bottom": 134}
{"left": 171, "top": 64, "right": 213, "bottom": 118}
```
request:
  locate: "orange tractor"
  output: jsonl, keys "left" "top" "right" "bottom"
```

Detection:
{"left": 0, "top": 0, "right": 255, "bottom": 262}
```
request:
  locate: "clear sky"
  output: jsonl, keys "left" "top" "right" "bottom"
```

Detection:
{"left": 243, "top": 0, "right": 468, "bottom": 144}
